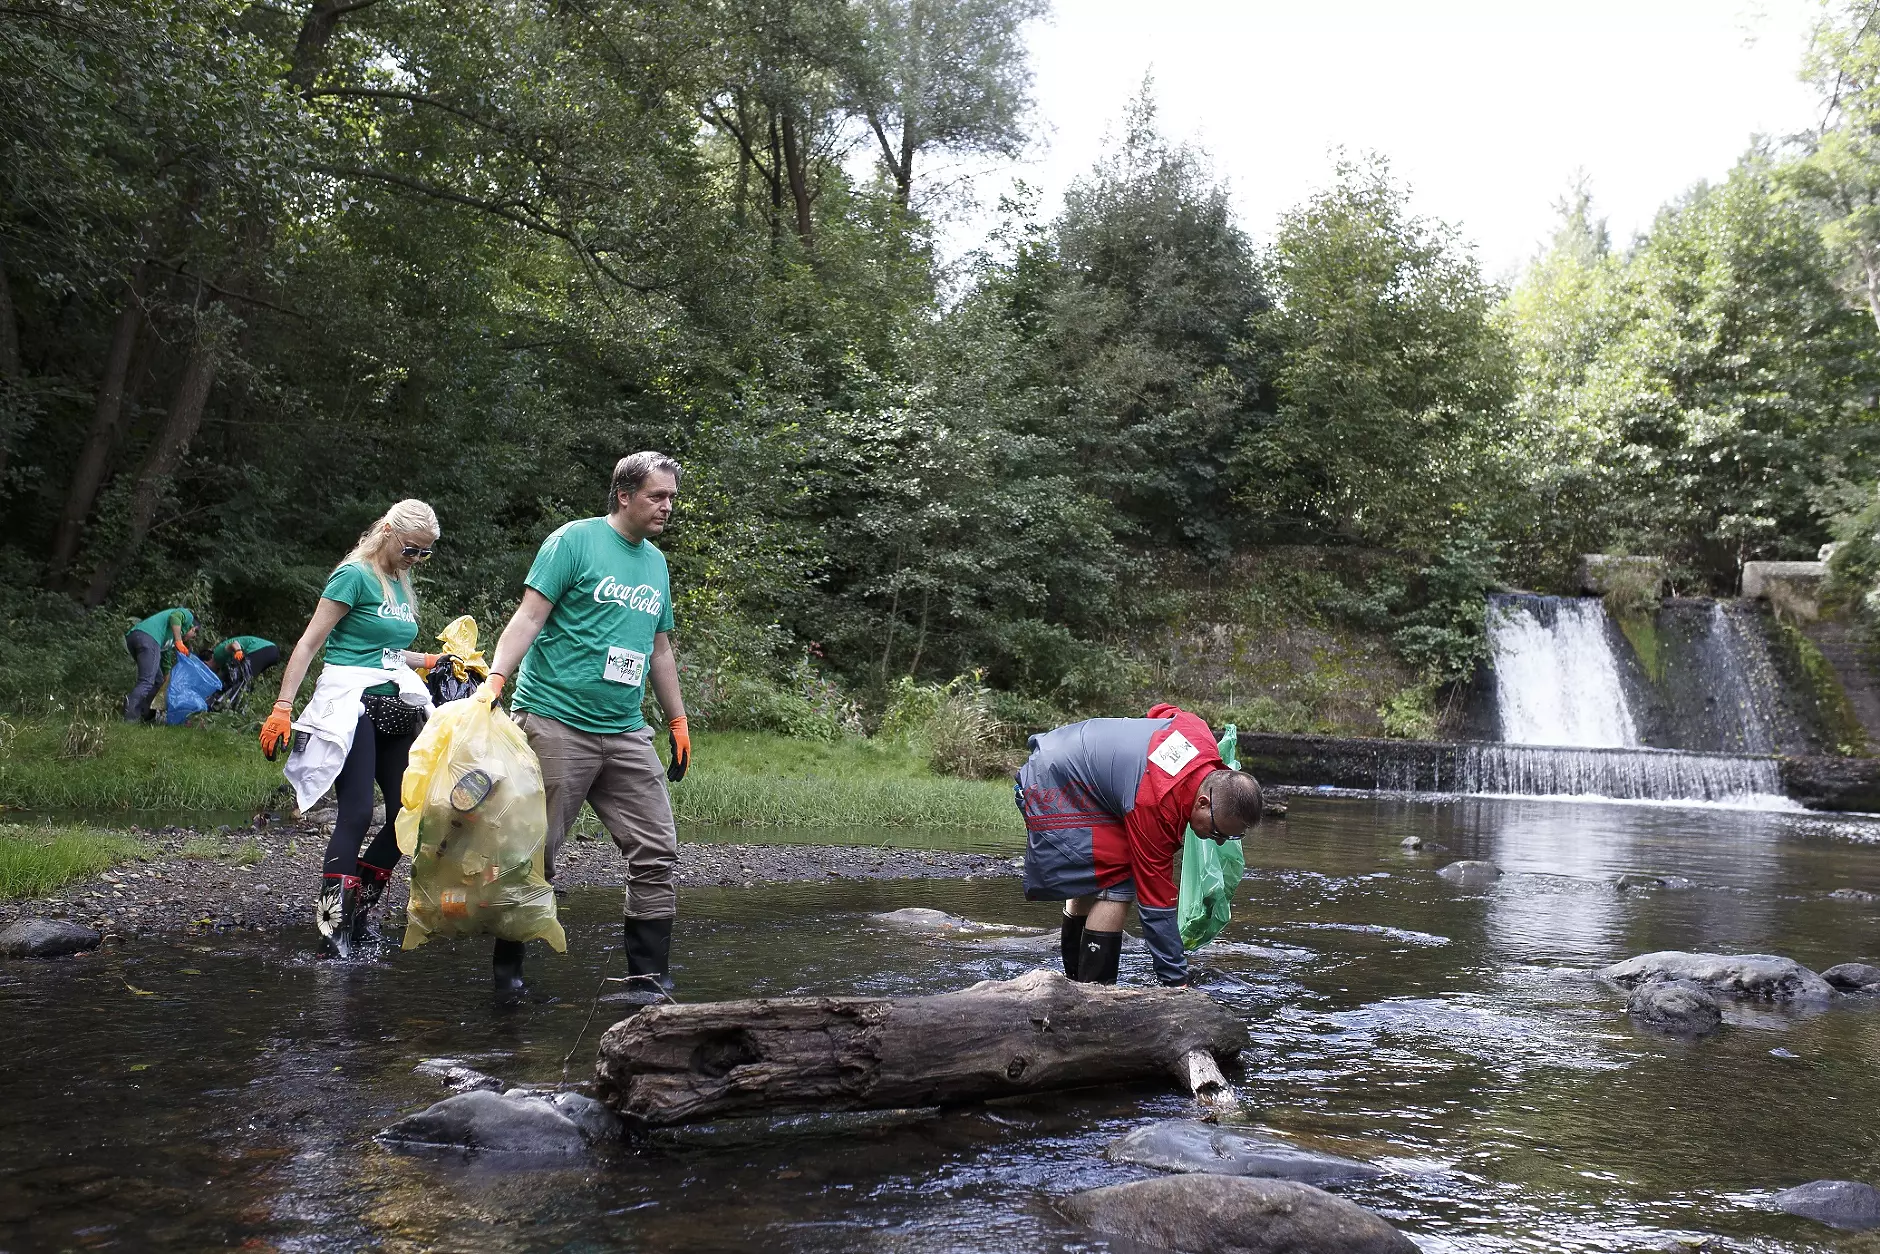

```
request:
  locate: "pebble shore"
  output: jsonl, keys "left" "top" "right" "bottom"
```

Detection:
{"left": 0, "top": 815, "right": 1020, "bottom": 941}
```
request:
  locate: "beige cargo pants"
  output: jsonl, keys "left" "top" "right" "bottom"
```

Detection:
{"left": 516, "top": 710, "right": 677, "bottom": 919}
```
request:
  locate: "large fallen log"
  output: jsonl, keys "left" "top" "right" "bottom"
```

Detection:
{"left": 593, "top": 968, "right": 1249, "bottom": 1126}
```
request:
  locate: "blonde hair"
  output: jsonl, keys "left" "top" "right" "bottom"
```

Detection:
{"left": 341, "top": 499, "right": 440, "bottom": 602}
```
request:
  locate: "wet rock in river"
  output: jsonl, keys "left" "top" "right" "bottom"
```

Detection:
{"left": 1828, "top": 888, "right": 1878, "bottom": 903}
{"left": 414, "top": 1058, "right": 505, "bottom": 1093}
{"left": 0, "top": 918, "right": 102, "bottom": 958}
{"left": 864, "top": 908, "right": 1043, "bottom": 939}
{"left": 1770, "top": 1179, "right": 1880, "bottom": 1230}
{"left": 1059, "top": 1174, "right": 1418, "bottom": 1254}
{"left": 1625, "top": 981, "right": 1722, "bottom": 1036}
{"left": 1615, "top": 873, "right": 1695, "bottom": 892}
{"left": 1399, "top": 835, "right": 1423, "bottom": 850}
{"left": 1435, "top": 860, "right": 1501, "bottom": 888}
{"left": 548, "top": 1091, "right": 625, "bottom": 1143}
{"left": 1821, "top": 962, "right": 1880, "bottom": 993}
{"left": 1106, "top": 1121, "right": 1385, "bottom": 1186}
{"left": 380, "top": 1090, "right": 587, "bottom": 1156}
{"left": 1598, "top": 951, "right": 1835, "bottom": 1003}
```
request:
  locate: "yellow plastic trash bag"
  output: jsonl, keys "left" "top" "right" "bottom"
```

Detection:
{"left": 429, "top": 614, "right": 490, "bottom": 677}
{"left": 395, "top": 687, "right": 566, "bottom": 952}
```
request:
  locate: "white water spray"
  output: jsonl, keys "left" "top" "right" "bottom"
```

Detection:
{"left": 1489, "top": 595, "right": 1638, "bottom": 748}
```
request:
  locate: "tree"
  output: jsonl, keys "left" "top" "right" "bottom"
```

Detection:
{"left": 1579, "top": 160, "right": 1879, "bottom": 584}
{"left": 1789, "top": 0, "right": 1880, "bottom": 334}
{"left": 842, "top": 0, "right": 1048, "bottom": 208}
{"left": 1495, "top": 179, "right": 1631, "bottom": 586}
{"left": 1238, "top": 156, "right": 1512, "bottom": 551}
{"left": 1027, "top": 85, "right": 1265, "bottom": 555}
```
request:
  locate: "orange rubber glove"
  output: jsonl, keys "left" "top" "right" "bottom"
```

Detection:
{"left": 232, "top": 644, "right": 245, "bottom": 663}
{"left": 176, "top": 641, "right": 190, "bottom": 657}
{"left": 260, "top": 703, "right": 293, "bottom": 761}
{"left": 415, "top": 653, "right": 442, "bottom": 672}
{"left": 666, "top": 715, "right": 690, "bottom": 782}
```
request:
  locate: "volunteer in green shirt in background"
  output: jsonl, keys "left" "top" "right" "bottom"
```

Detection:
{"left": 211, "top": 635, "right": 281, "bottom": 688}
{"left": 123, "top": 606, "right": 197, "bottom": 722}
{"left": 485, "top": 451, "right": 691, "bottom": 1001}
{"left": 260, "top": 500, "right": 443, "bottom": 957}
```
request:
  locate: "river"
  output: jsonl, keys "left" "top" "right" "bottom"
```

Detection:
{"left": 3, "top": 794, "right": 1878, "bottom": 1251}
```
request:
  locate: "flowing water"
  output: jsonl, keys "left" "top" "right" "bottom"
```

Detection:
{"left": 1490, "top": 595, "right": 1639, "bottom": 748}
{"left": 4, "top": 796, "right": 1880, "bottom": 1252}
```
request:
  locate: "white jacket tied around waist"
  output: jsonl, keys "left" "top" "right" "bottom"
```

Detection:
{"left": 284, "top": 664, "right": 433, "bottom": 812}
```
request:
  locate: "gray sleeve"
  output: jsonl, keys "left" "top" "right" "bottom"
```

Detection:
{"left": 1138, "top": 905, "right": 1187, "bottom": 985}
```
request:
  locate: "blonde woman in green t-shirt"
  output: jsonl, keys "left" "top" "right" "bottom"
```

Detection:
{"left": 262, "top": 499, "right": 443, "bottom": 958}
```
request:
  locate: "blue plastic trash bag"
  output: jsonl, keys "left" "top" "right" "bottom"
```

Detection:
{"left": 1177, "top": 724, "right": 1246, "bottom": 949}
{"left": 164, "top": 652, "right": 224, "bottom": 725}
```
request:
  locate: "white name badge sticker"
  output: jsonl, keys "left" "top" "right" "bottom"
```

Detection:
{"left": 1148, "top": 730, "right": 1200, "bottom": 777}
{"left": 603, "top": 646, "right": 647, "bottom": 686}
{"left": 382, "top": 648, "right": 402, "bottom": 670}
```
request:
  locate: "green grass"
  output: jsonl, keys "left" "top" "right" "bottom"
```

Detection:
{"left": 635, "top": 730, "right": 1021, "bottom": 830}
{"left": 0, "top": 718, "right": 1021, "bottom": 832}
{"left": 0, "top": 718, "right": 283, "bottom": 812}
{"left": 0, "top": 824, "right": 151, "bottom": 898}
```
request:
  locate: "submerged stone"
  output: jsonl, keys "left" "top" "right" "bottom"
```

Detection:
{"left": 1820, "top": 962, "right": 1880, "bottom": 992}
{"left": 1060, "top": 1174, "right": 1418, "bottom": 1254}
{"left": 1598, "top": 951, "right": 1834, "bottom": 1003}
{"left": 414, "top": 1058, "right": 505, "bottom": 1093}
{"left": 1625, "top": 981, "right": 1722, "bottom": 1036}
{"left": 1770, "top": 1179, "right": 1880, "bottom": 1230}
{"left": 1436, "top": 860, "right": 1501, "bottom": 888}
{"left": 380, "top": 1090, "right": 586, "bottom": 1156}
{"left": 1106, "top": 1120, "right": 1385, "bottom": 1186}
{"left": 1615, "top": 874, "right": 1696, "bottom": 892}
{"left": 550, "top": 1091, "right": 625, "bottom": 1143}
{"left": 864, "top": 908, "right": 1042, "bottom": 939}
{"left": 0, "top": 919, "right": 102, "bottom": 959}
{"left": 1399, "top": 835, "right": 1424, "bottom": 850}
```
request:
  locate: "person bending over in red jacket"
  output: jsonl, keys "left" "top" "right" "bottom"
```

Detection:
{"left": 1017, "top": 704, "right": 1263, "bottom": 985}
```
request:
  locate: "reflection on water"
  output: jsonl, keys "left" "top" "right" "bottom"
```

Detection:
{"left": 3, "top": 794, "right": 1880, "bottom": 1252}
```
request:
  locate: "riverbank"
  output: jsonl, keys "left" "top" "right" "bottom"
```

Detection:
{"left": 0, "top": 720, "right": 1022, "bottom": 828}
{"left": 0, "top": 815, "right": 1020, "bottom": 940}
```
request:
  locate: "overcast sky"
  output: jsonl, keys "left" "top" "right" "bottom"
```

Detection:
{"left": 937, "top": 0, "right": 1827, "bottom": 281}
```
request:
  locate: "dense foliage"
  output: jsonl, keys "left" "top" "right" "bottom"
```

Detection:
{"left": 5, "top": 0, "right": 1880, "bottom": 734}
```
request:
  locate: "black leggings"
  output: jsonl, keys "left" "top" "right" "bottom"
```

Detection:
{"left": 323, "top": 712, "right": 415, "bottom": 880}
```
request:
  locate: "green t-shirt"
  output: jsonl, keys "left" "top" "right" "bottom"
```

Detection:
{"left": 319, "top": 562, "right": 418, "bottom": 674}
{"left": 130, "top": 607, "right": 195, "bottom": 652}
{"left": 513, "top": 517, "right": 674, "bottom": 735}
{"left": 212, "top": 636, "right": 274, "bottom": 667}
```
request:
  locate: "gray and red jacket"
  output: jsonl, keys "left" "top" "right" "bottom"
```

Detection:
{"left": 1017, "top": 704, "right": 1222, "bottom": 984}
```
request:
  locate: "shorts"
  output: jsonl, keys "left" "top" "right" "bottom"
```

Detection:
{"left": 1095, "top": 878, "right": 1138, "bottom": 903}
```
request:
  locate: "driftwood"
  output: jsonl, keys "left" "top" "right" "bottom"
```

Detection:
{"left": 593, "top": 969, "right": 1249, "bottom": 1126}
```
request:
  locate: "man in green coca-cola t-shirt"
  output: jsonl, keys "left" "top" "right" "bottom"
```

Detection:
{"left": 486, "top": 451, "right": 690, "bottom": 1002}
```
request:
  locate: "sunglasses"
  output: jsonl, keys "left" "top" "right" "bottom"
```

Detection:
{"left": 400, "top": 544, "right": 434, "bottom": 561}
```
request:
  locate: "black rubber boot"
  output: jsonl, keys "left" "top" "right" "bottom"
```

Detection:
{"left": 316, "top": 875, "right": 358, "bottom": 959}
{"left": 1059, "top": 912, "right": 1087, "bottom": 979}
{"left": 1076, "top": 929, "right": 1123, "bottom": 985}
{"left": 621, "top": 916, "right": 675, "bottom": 1004}
{"left": 354, "top": 861, "right": 393, "bottom": 950}
{"left": 492, "top": 938, "right": 526, "bottom": 1001}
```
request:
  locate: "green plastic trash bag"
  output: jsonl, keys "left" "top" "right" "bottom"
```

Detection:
{"left": 1178, "top": 724, "right": 1246, "bottom": 949}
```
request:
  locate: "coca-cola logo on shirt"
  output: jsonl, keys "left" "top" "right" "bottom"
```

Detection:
{"left": 593, "top": 575, "right": 663, "bottom": 615}
{"left": 375, "top": 601, "right": 415, "bottom": 622}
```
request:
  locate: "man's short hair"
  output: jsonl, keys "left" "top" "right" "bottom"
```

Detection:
{"left": 1213, "top": 769, "right": 1264, "bottom": 832}
{"left": 606, "top": 451, "right": 682, "bottom": 515}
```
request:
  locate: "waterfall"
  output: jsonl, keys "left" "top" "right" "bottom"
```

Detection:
{"left": 1693, "top": 601, "right": 1777, "bottom": 754}
{"left": 1449, "top": 744, "right": 1785, "bottom": 805}
{"left": 1488, "top": 594, "right": 1638, "bottom": 748}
